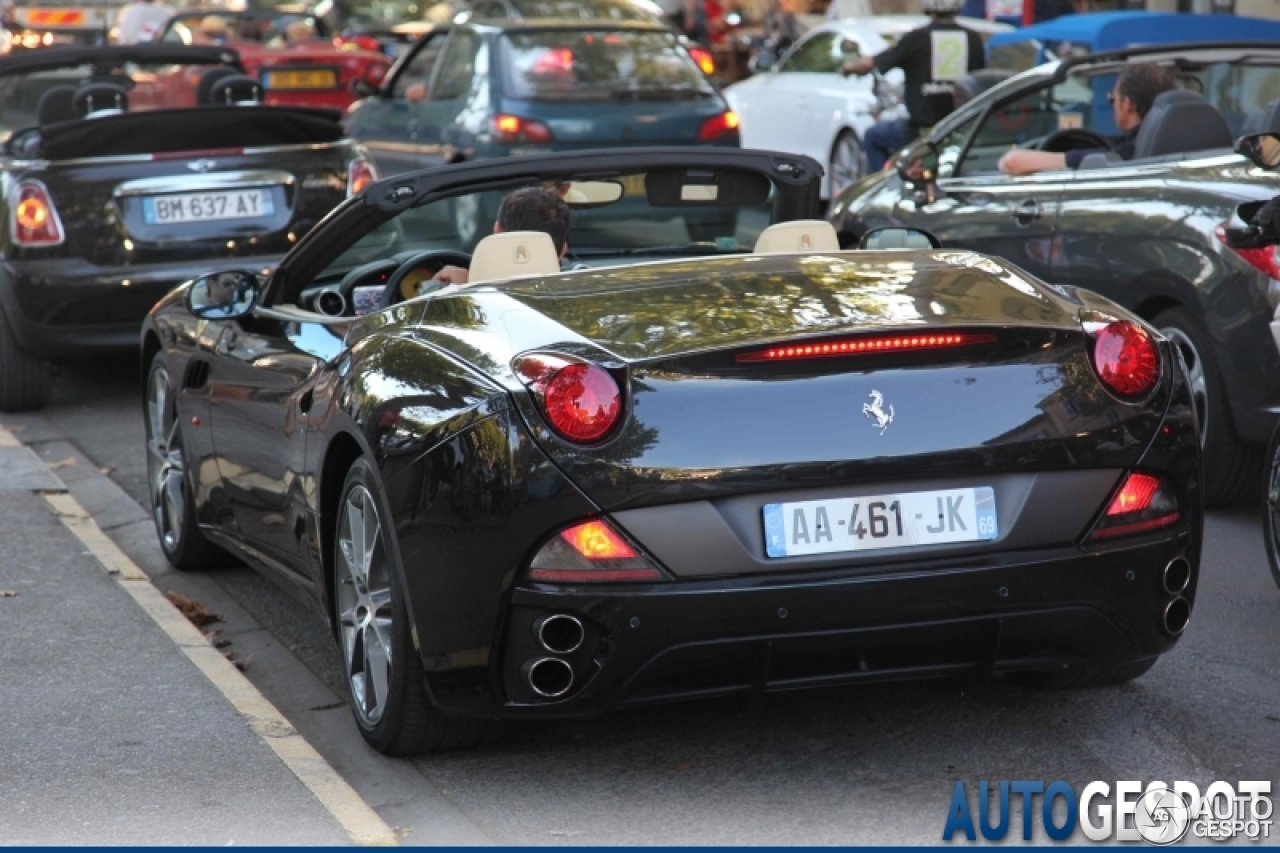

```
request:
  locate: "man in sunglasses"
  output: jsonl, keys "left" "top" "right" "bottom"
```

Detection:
{"left": 998, "top": 63, "right": 1176, "bottom": 176}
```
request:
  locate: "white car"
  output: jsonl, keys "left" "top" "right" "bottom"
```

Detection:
{"left": 725, "top": 15, "right": 1011, "bottom": 201}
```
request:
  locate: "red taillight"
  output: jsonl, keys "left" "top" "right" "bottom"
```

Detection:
{"left": 1090, "top": 472, "right": 1180, "bottom": 540}
{"left": 531, "top": 47, "right": 574, "bottom": 75}
{"left": 492, "top": 114, "right": 554, "bottom": 145}
{"left": 515, "top": 354, "right": 623, "bottom": 443}
{"left": 688, "top": 45, "right": 715, "bottom": 75}
{"left": 1087, "top": 320, "right": 1159, "bottom": 398}
{"left": 10, "top": 181, "right": 63, "bottom": 246}
{"left": 1217, "top": 223, "right": 1280, "bottom": 278}
{"left": 736, "top": 332, "right": 997, "bottom": 363}
{"left": 698, "top": 110, "right": 740, "bottom": 141}
{"left": 527, "top": 518, "right": 664, "bottom": 583}
{"left": 347, "top": 159, "right": 377, "bottom": 196}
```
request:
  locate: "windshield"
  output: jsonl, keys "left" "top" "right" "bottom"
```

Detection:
{"left": 0, "top": 59, "right": 238, "bottom": 141}
{"left": 313, "top": 171, "right": 775, "bottom": 301}
{"left": 159, "top": 13, "right": 324, "bottom": 45}
{"left": 500, "top": 30, "right": 713, "bottom": 101}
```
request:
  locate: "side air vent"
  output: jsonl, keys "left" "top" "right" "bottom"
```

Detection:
{"left": 183, "top": 359, "right": 211, "bottom": 391}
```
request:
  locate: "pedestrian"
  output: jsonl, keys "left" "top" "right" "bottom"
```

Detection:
{"left": 113, "top": 0, "right": 173, "bottom": 44}
{"left": 839, "top": 0, "right": 984, "bottom": 172}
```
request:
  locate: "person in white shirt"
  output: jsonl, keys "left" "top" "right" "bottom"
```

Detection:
{"left": 114, "top": 0, "right": 173, "bottom": 44}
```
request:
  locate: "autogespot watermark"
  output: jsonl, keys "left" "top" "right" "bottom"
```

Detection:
{"left": 942, "top": 780, "right": 1273, "bottom": 844}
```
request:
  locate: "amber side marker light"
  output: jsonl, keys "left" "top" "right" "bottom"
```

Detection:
{"left": 1090, "top": 472, "right": 1180, "bottom": 540}
{"left": 736, "top": 332, "right": 996, "bottom": 363}
{"left": 527, "top": 519, "right": 665, "bottom": 583}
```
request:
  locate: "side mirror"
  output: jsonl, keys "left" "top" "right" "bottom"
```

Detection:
{"left": 1236, "top": 132, "right": 1280, "bottom": 170}
{"left": 750, "top": 51, "right": 776, "bottom": 74}
{"left": 896, "top": 141, "right": 940, "bottom": 187}
{"left": 859, "top": 226, "right": 941, "bottom": 250}
{"left": 187, "top": 271, "right": 261, "bottom": 320}
{"left": 839, "top": 37, "right": 860, "bottom": 57}
{"left": 351, "top": 79, "right": 379, "bottom": 98}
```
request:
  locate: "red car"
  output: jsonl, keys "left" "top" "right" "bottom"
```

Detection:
{"left": 155, "top": 10, "right": 390, "bottom": 110}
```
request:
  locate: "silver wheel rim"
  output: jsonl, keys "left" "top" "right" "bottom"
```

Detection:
{"left": 1161, "top": 326, "right": 1209, "bottom": 448}
{"left": 146, "top": 365, "right": 186, "bottom": 553}
{"left": 337, "top": 484, "right": 394, "bottom": 727}
{"left": 830, "top": 133, "right": 866, "bottom": 199}
{"left": 454, "top": 195, "right": 481, "bottom": 246}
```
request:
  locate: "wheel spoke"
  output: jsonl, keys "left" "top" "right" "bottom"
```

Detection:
{"left": 366, "top": 629, "right": 391, "bottom": 719}
{"left": 345, "top": 496, "right": 366, "bottom": 583}
{"left": 163, "top": 469, "right": 185, "bottom": 535}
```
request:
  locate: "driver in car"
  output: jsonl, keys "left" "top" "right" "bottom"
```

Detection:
{"left": 432, "top": 186, "right": 570, "bottom": 286}
{"left": 998, "top": 63, "right": 1175, "bottom": 176}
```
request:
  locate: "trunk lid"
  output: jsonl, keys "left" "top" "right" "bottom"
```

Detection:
{"left": 500, "top": 97, "right": 730, "bottom": 146}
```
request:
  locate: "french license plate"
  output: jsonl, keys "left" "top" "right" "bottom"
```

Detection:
{"left": 763, "top": 487, "right": 997, "bottom": 558}
{"left": 142, "top": 189, "right": 273, "bottom": 224}
{"left": 264, "top": 69, "right": 338, "bottom": 89}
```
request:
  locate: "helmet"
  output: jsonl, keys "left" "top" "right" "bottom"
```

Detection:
{"left": 920, "top": 0, "right": 964, "bottom": 13}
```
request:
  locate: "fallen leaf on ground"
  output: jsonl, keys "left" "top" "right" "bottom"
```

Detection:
{"left": 224, "top": 652, "right": 249, "bottom": 672}
{"left": 165, "top": 591, "right": 222, "bottom": 628}
{"left": 0, "top": 590, "right": 17, "bottom": 598}
{"left": 99, "top": 465, "right": 116, "bottom": 475}
{"left": 47, "top": 457, "right": 76, "bottom": 470}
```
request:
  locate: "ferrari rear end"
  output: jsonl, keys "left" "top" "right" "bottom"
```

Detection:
{"left": 456, "top": 252, "right": 1201, "bottom": 714}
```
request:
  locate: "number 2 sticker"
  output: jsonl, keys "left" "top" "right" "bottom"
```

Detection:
{"left": 931, "top": 31, "right": 968, "bottom": 81}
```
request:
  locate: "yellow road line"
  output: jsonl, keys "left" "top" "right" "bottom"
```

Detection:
{"left": 25, "top": 443, "right": 397, "bottom": 847}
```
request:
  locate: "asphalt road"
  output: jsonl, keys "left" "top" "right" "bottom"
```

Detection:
{"left": 10, "top": 355, "right": 1280, "bottom": 845}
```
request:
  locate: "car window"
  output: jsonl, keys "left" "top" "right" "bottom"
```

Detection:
{"left": 956, "top": 83, "right": 1078, "bottom": 176}
{"left": 500, "top": 30, "right": 712, "bottom": 101}
{"left": 432, "top": 31, "right": 481, "bottom": 100}
{"left": 934, "top": 113, "right": 979, "bottom": 179}
{"left": 777, "top": 32, "right": 845, "bottom": 74}
{"left": 391, "top": 32, "right": 448, "bottom": 97}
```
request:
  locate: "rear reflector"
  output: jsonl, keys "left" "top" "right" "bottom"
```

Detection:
{"left": 527, "top": 519, "right": 665, "bottom": 583}
{"left": 736, "top": 332, "right": 997, "bottom": 363}
{"left": 1090, "top": 472, "right": 1180, "bottom": 540}
{"left": 10, "top": 180, "right": 64, "bottom": 246}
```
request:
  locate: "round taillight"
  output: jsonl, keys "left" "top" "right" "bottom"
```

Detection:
{"left": 542, "top": 363, "right": 620, "bottom": 443}
{"left": 1092, "top": 321, "right": 1159, "bottom": 397}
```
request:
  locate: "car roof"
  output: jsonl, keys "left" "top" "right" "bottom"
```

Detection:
{"left": 465, "top": 17, "right": 672, "bottom": 31}
{"left": 0, "top": 44, "right": 241, "bottom": 75}
{"left": 986, "top": 10, "right": 1280, "bottom": 49}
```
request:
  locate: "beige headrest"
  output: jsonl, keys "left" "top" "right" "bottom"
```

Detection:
{"left": 753, "top": 220, "right": 841, "bottom": 254}
{"left": 467, "top": 231, "right": 561, "bottom": 285}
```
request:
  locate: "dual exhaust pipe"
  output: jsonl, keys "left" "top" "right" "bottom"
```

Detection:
{"left": 524, "top": 614, "right": 585, "bottom": 699}
{"left": 1161, "top": 557, "right": 1192, "bottom": 636}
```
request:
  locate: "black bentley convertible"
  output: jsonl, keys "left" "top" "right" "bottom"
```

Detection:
{"left": 829, "top": 41, "right": 1280, "bottom": 505}
{"left": 143, "top": 148, "right": 1202, "bottom": 755}
{"left": 0, "top": 44, "right": 375, "bottom": 411}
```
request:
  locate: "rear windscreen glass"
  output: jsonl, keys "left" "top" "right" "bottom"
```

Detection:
{"left": 500, "top": 30, "right": 713, "bottom": 101}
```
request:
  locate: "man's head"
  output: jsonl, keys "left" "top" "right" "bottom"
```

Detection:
{"left": 494, "top": 187, "right": 570, "bottom": 257}
{"left": 1111, "top": 63, "right": 1176, "bottom": 132}
{"left": 920, "top": 0, "right": 963, "bottom": 17}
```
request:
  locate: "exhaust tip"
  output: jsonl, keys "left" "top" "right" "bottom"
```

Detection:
{"left": 1162, "top": 557, "right": 1191, "bottom": 596}
{"left": 525, "top": 657, "right": 574, "bottom": 699}
{"left": 536, "top": 613, "right": 585, "bottom": 654}
{"left": 1163, "top": 597, "right": 1191, "bottom": 636}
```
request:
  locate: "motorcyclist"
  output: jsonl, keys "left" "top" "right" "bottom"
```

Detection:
{"left": 839, "top": 0, "right": 984, "bottom": 173}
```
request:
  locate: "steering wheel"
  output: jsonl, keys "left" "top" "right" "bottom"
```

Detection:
{"left": 378, "top": 249, "right": 474, "bottom": 310}
{"left": 1035, "top": 128, "right": 1115, "bottom": 154}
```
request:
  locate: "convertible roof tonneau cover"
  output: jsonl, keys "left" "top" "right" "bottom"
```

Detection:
{"left": 0, "top": 44, "right": 243, "bottom": 76}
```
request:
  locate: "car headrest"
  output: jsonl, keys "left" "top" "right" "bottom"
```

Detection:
{"left": 195, "top": 67, "right": 239, "bottom": 105}
{"left": 1133, "top": 89, "right": 1232, "bottom": 159}
{"left": 467, "top": 231, "right": 561, "bottom": 284}
{"left": 73, "top": 83, "right": 129, "bottom": 118}
{"left": 753, "top": 220, "right": 840, "bottom": 254}
{"left": 206, "top": 73, "right": 262, "bottom": 105}
{"left": 36, "top": 86, "right": 78, "bottom": 125}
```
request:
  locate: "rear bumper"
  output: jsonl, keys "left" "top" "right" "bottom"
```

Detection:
{"left": 0, "top": 255, "right": 284, "bottom": 358}
{"left": 459, "top": 531, "right": 1196, "bottom": 719}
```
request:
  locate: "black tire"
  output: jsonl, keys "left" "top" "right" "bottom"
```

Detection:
{"left": 1261, "top": 423, "right": 1280, "bottom": 591}
{"left": 1153, "top": 307, "right": 1261, "bottom": 505}
{"left": 1004, "top": 656, "right": 1157, "bottom": 689}
{"left": 144, "top": 352, "right": 227, "bottom": 571}
{"left": 333, "top": 458, "right": 486, "bottom": 756}
{"left": 0, "top": 306, "right": 51, "bottom": 412}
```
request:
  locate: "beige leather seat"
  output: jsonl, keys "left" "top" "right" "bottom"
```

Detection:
{"left": 467, "top": 231, "right": 561, "bottom": 285}
{"left": 753, "top": 220, "right": 840, "bottom": 254}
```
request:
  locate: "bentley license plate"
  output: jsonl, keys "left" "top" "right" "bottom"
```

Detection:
{"left": 142, "top": 189, "right": 274, "bottom": 224}
{"left": 763, "top": 487, "right": 997, "bottom": 558}
{"left": 264, "top": 69, "right": 338, "bottom": 89}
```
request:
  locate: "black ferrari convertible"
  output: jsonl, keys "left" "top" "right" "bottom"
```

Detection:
{"left": 142, "top": 148, "right": 1203, "bottom": 755}
{"left": 0, "top": 44, "right": 375, "bottom": 411}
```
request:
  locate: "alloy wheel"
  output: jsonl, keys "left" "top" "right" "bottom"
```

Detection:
{"left": 337, "top": 484, "right": 394, "bottom": 727}
{"left": 830, "top": 133, "right": 867, "bottom": 200}
{"left": 146, "top": 365, "right": 186, "bottom": 553}
{"left": 1161, "top": 326, "right": 1209, "bottom": 448}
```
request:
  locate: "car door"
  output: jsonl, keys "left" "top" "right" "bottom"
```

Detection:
{"left": 207, "top": 313, "right": 342, "bottom": 580}
{"left": 750, "top": 32, "right": 843, "bottom": 158}
{"left": 346, "top": 29, "right": 450, "bottom": 176}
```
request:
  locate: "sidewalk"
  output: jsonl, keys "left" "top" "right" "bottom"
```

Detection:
{"left": 0, "top": 433, "right": 390, "bottom": 845}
